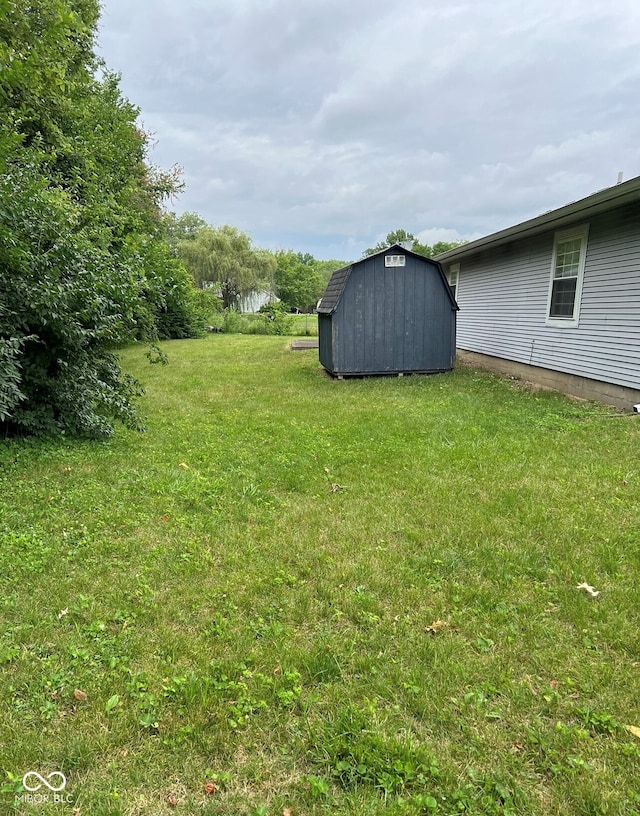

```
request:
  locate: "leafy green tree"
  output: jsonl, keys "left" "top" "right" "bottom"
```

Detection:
{"left": 363, "top": 229, "right": 464, "bottom": 259}
{"left": 177, "top": 225, "right": 276, "bottom": 309}
{"left": 413, "top": 239, "right": 465, "bottom": 258}
{"left": 273, "top": 250, "right": 324, "bottom": 312}
{"left": 0, "top": 0, "right": 189, "bottom": 437}
{"left": 313, "top": 259, "right": 348, "bottom": 288}
{"left": 162, "top": 211, "right": 208, "bottom": 246}
{"left": 363, "top": 229, "right": 417, "bottom": 256}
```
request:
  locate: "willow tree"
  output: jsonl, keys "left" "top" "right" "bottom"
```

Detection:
{"left": 177, "top": 225, "right": 276, "bottom": 309}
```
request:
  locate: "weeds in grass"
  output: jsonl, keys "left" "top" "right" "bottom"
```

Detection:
{"left": 1, "top": 335, "right": 639, "bottom": 814}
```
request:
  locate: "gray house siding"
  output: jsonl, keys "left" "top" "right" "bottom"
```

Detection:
{"left": 318, "top": 246, "right": 457, "bottom": 376}
{"left": 453, "top": 201, "right": 640, "bottom": 391}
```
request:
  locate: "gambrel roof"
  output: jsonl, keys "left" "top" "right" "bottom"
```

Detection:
{"left": 317, "top": 244, "right": 458, "bottom": 314}
{"left": 316, "top": 264, "right": 351, "bottom": 314}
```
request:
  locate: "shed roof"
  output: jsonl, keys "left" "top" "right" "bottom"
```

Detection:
{"left": 435, "top": 174, "right": 640, "bottom": 264}
{"left": 317, "top": 244, "right": 458, "bottom": 314}
{"left": 316, "top": 263, "right": 352, "bottom": 314}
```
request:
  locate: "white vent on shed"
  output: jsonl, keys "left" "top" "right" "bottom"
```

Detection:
{"left": 385, "top": 254, "right": 406, "bottom": 267}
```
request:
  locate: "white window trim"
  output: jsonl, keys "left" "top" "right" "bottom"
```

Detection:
{"left": 545, "top": 224, "right": 589, "bottom": 328}
{"left": 448, "top": 262, "right": 459, "bottom": 301}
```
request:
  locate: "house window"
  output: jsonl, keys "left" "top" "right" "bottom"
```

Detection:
{"left": 447, "top": 263, "right": 459, "bottom": 300}
{"left": 546, "top": 225, "right": 588, "bottom": 327}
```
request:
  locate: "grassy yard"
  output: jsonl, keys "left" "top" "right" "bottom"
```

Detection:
{"left": 286, "top": 314, "right": 317, "bottom": 335}
{"left": 1, "top": 335, "right": 639, "bottom": 815}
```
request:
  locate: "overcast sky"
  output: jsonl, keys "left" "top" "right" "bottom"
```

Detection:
{"left": 96, "top": 0, "right": 640, "bottom": 260}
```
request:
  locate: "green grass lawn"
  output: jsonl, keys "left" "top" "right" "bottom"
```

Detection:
{"left": 286, "top": 313, "right": 317, "bottom": 335}
{"left": 1, "top": 335, "right": 639, "bottom": 815}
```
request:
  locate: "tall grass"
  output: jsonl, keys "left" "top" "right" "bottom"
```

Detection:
{"left": 207, "top": 311, "right": 318, "bottom": 336}
{"left": 1, "top": 335, "right": 638, "bottom": 815}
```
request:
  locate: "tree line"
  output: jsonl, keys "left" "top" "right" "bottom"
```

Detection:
{"left": 164, "top": 211, "right": 345, "bottom": 313}
{"left": 0, "top": 0, "right": 463, "bottom": 439}
{"left": 166, "top": 219, "right": 463, "bottom": 315}
{"left": 363, "top": 229, "right": 462, "bottom": 259}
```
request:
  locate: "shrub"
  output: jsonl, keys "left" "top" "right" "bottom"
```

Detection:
{"left": 257, "top": 302, "right": 295, "bottom": 335}
{"left": 135, "top": 240, "right": 207, "bottom": 340}
{"left": 0, "top": 165, "right": 149, "bottom": 437}
{"left": 0, "top": 1, "right": 185, "bottom": 437}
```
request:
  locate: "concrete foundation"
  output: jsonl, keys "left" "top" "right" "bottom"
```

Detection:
{"left": 456, "top": 350, "right": 640, "bottom": 411}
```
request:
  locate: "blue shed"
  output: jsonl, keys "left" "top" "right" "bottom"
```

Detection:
{"left": 317, "top": 244, "right": 458, "bottom": 377}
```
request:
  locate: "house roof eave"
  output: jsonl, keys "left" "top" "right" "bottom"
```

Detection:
{"left": 435, "top": 175, "right": 640, "bottom": 264}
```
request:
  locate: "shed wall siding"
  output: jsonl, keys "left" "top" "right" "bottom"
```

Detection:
{"left": 456, "top": 202, "right": 640, "bottom": 390}
{"left": 332, "top": 253, "right": 454, "bottom": 374}
{"left": 318, "top": 314, "right": 333, "bottom": 371}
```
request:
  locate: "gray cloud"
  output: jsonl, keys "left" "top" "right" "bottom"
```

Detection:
{"left": 97, "top": 0, "right": 640, "bottom": 259}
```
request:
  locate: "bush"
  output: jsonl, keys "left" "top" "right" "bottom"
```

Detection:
{"left": 0, "top": 167, "right": 144, "bottom": 437}
{"left": 195, "top": 290, "right": 223, "bottom": 327}
{"left": 205, "top": 304, "right": 296, "bottom": 336}
{"left": 0, "top": 2, "right": 188, "bottom": 437}
{"left": 207, "top": 310, "right": 251, "bottom": 334}
{"left": 257, "top": 302, "right": 295, "bottom": 335}
{"left": 134, "top": 240, "right": 207, "bottom": 341}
